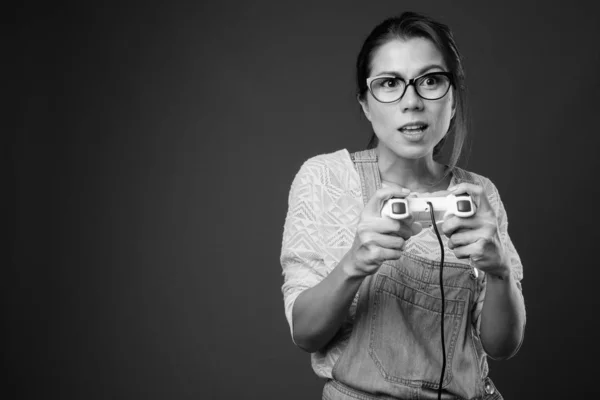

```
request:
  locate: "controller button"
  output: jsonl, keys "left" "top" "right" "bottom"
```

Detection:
{"left": 457, "top": 200, "right": 472, "bottom": 212}
{"left": 392, "top": 202, "right": 406, "bottom": 215}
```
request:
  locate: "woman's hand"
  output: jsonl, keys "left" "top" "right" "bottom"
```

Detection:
{"left": 442, "top": 183, "right": 510, "bottom": 278}
{"left": 345, "top": 183, "right": 422, "bottom": 278}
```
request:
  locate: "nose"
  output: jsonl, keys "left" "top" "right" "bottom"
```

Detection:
{"left": 399, "top": 84, "right": 424, "bottom": 112}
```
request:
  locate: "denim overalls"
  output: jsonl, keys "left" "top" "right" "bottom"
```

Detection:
{"left": 322, "top": 149, "right": 502, "bottom": 400}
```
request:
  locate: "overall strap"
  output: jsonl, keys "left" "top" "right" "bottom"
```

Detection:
{"left": 350, "top": 149, "right": 382, "bottom": 206}
{"left": 348, "top": 149, "right": 382, "bottom": 310}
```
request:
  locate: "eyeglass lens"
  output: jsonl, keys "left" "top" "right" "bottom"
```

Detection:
{"left": 370, "top": 73, "right": 450, "bottom": 102}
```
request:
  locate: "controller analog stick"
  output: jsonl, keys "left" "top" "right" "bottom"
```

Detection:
{"left": 457, "top": 200, "right": 472, "bottom": 213}
{"left": 392, "top": 202, "right": 407, "bottom": 215}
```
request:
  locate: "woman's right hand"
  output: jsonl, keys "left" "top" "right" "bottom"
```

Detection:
{"left": 344, "top": 183, "right": 422, "bottom": 278}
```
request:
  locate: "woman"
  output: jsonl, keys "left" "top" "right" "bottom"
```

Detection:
{"left": 280, "top": 11, "right": 525, "bottom": 400}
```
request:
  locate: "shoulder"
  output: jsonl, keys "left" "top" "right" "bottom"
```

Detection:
{"left": 299, "top": 148, "right": 355, "bottom": 174}
{"left": 294, "top": 148, "right": 358, "bottom": 186}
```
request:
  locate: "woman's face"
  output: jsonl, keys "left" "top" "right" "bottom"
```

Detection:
{"left": 360, "top": 37, "right": 454, "bottom": 160}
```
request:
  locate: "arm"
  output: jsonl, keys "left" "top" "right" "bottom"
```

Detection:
{"left": 479, "top": 185, "right": 526, "bottom": 360}
{"left": 291, "top": 254, "right": 364, "bottom": 353}
{"left": 289, "top": 196, "right": 415, "bottom": 353}
{"left": 444, "top": 181, "right": 526, "bottom": 360}
{"left": 280, "top": 160, "right": 359, "bottom": 353}
{"left": 281, "top": 161, "right": 415, "bottom": 353}
{"left": 479, "top": 272, "right": 526, "bottom": 360}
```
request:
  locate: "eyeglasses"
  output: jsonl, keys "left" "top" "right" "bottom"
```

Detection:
{"left": 366, "top": 72, "right": 453, "bottom": 103}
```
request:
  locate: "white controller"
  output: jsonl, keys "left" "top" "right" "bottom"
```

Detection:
{"left": 381, "top": 193, "right": 476, "bottom": 228}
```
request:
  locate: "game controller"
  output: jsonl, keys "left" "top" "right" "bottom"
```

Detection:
{"left": 381, "top": 193, "right": 476, "bottom": 228}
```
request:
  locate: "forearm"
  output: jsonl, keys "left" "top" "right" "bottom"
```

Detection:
{"left": 291, "top": 254, "right": 365, "bottom": 353}
{"left": 479, "top": 272, "right": 526, "bottom": 360}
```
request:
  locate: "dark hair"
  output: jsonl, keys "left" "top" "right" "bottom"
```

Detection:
{"left": 356, "top": 11, "right": 469, "bottom": 172}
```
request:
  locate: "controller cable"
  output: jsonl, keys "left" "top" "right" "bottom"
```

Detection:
{"left": 427, "top": 202, "right": 446, "bottom": 400}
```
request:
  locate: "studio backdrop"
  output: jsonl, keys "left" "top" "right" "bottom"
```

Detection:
{"left": 10, "top": 1, "right": 600, "bottom": 399}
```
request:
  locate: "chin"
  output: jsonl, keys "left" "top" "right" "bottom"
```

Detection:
{"left": 387, "top": 143, "right": 434, "bottom": 160}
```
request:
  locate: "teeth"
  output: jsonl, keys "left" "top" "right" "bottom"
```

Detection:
{"left": 402, "top": 125, "right": 425, "bottom": 130}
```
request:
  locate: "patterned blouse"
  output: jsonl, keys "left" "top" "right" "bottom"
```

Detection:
{"left": 280, "top": 149, "right": 524, "bottom": 379}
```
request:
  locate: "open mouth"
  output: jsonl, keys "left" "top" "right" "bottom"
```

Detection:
{"left": 398, "top": 123, "right": 428, "bottom": 133}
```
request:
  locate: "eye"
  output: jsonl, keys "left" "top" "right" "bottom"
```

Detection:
{"left": 380, "top": 78, "right": 400, "bottom": 88}
{"left": 420, "top": 75, "right": 441, "bottom": 87}
{"left": 371, "top": 77, "right": 402, "bottom": 90}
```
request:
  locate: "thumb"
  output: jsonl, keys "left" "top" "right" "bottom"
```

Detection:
{"left": 364, "top": 183, "right": 411, "bottom": 218}
{"left": 411, "top": 221, "right": 423, "bottom": 235}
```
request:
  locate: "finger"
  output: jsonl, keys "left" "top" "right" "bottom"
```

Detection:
{"left": 441, "top": 214, "right": 479, "bottom": 237}
{"left": 377, "top": 248, "right": 404, "bottom": 262}
{"left": 375, "top": 218, "right": 415, "bottom": 240}
{"left": 447, "top": 228, "right": 480, "bottom": 250}
{"left": 394, "top": 212, "right": 420, "bottom": 237}
{"left": 411, "top": 221, "right": 423, "bottom": 235}
{"left": 364, "top": 184, "right": 411, "bottom": 218}
{"left": 451, "top": 238, "right": 486, "bottom": 261}
{"left": 373, "top": 218, "right": 401, "bottom": 233}
{"left": 370, "top": 232, "right": 406, "bottom": 250}
{"left": 447, "top": 182, "right": 482, "bottom": 197}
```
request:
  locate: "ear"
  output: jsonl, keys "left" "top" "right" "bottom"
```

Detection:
{"left": 357, "top": 95, "right": 372, "bottom": 122}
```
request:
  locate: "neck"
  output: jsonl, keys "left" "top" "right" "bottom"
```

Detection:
{"left": 376, "top": 144, "right": 447, "bottom": 193}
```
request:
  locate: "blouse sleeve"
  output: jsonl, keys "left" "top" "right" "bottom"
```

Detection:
{"left": 280, "top": 161, "right": 329, "bottom": 345}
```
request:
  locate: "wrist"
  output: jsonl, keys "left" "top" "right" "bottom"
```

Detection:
{"left": 487, "top": 251, "right": 512, "bottom": 280}
{"left": 486, "top": 266, "right": 512, "bottom": 284}
{"left": 487, "top": 272, "right": 509, "bottom": 283}
{"left": 339, "top": 252, "right": 367, "bottom": 282}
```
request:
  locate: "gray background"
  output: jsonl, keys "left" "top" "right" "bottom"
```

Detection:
{"left": 10, "top": 1, "right": 600, "bottom": 398}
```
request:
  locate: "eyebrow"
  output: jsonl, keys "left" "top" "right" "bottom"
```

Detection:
{"left": 372, "top": 64, "right": 447, "bottom": 78}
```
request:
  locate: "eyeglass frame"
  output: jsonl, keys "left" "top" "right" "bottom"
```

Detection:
{"left": 365, "top": 71, "right": 454, "bottom": 103}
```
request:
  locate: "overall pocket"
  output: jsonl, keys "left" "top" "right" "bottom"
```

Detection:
{"left": 368, "top": 273, "right": 466, "bottom": 389}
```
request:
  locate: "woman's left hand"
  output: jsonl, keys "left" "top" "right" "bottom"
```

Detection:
{"left": 441, "top": 183, "right": 510, "bottom": 278}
